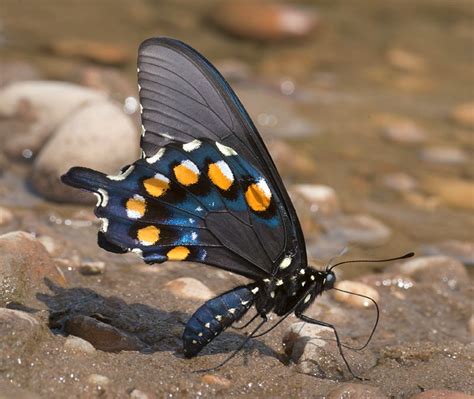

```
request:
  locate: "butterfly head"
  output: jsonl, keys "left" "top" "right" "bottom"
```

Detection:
{"left": 322, "top": 270, "right": 336, "bottom": 291}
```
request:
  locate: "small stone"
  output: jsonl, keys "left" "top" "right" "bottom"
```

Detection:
{"left": 382, "top": 173, "right": 418, "bottom": 192}
{"left": 50, "top": 39, "right": 131, "bottom": 65}
{"left": 382, "top": 120, "right": 426, "bottom": 144}
{"left": 79, "top": 261, "right": 106, "bottom": 275}
{"left": 328, "top": 383, "right": 388, "bottom": 399}
{"left": 87, "top": 374, "right": 110, "bottom": 387}
{"left": 422, "top": 177, "right": 474, "bottom": 210}
{"left": 420, "top": 240, "right": 474, "bottom": 266}
{"left": 332, "top": 281, "right": 379, "bottom": 308}
{"left": 391, "top": 255, "right": 468, "bottom": 286}
{"left": 451, "top": 101, "right": 474, "bottom": 128}
{"left": 64, "top": 335, "right": 96, "bottom": 354}
{"left": 409, "top": 390, "right": 473, "bottom": 399}
{"left": 0, "top": 231, "right": 67, "bottom": 307}
{"left": 129, "top": 388, "right": 154, "bottom": 399}
{"left": 201, "top": 374, "right": 231, "bottom": 389}
{"left": 164, "top": 277, "right": 215, "bottom": 301}
{"left": 32, "top": 99, "right": 140, "bottom": 203}
{"left": 293, "top": 184, "right": 340, "bottom": 216}
{"left": 321, "top": 214, "right": 391, "bottom": 247}
{"left": 211, "top": 1, "right": 319, "bottom": 42}
{"left": 65, "top": 315, "right": 146, "bottom": 352}
{"left": 0, "top": 206, "right": 14, "bottom": 225}
{"left": 0, "top": 81, "right": 104, "bottom": 159}
{"left": 386, "top": 49, "right": 426, "bottom": 72}
{"left": 419, "top": 146, "right": 467, "bottom": 165}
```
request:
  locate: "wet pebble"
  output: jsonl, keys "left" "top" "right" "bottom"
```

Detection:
{"left": 419, "top": 146, "right": 468, "bottom": 165}
{"left": 328, "top": 382, "right": 388, "bottom": 399}
{"left": 50, "top": 39, "right": 131, "bottom": 65}
{"left": 332, "top": 281, "right": 379, "bottom": 308}
{"left": 420, "top": 240, "right": 474, "bottom": 266}
{"left": 422, "top": 177, "right": 474, "bottom": 210}
{"left": 87, "top": 373, "right": 110, "bottom": 387}
{"left": 390, "top": 255, "right": 468, "bottom": 286}
{"left": 0, "top": 231, "right": 67, "bottom": 307}
{"left": 65, "top": 315, "right": 146, "bottom": 352}
{"left": 64, "top": 335, "right": 96, "bottom": 354}
{"left": 293, "top": 184, "right": 340, "bottom": 216}
{"left": 382, "top": 119, "right": 426, "bottom": 144}
{"left": 409, "top": 390, "right": 473, "bottom": 399}
{"left": 201, "top": 374, "right": 231, "bottom": 389}
{"left": 210, "top": 1, "right": 319, "bottom": 42}
{"left": 451, "top": 101, "right": 474, "bottom": 128}
{"left": 386, "top": 48, "right": 426, "bottom": 72}
{"left": 0, "top": 81, "right": 104, "bottom": 159}
{"left": 382, "top": 172, "right": 418, "bottom": 192}
{"left": 164, "top": 277, "right": 215, "bottom": 301}
{"left": 32, "top": 99, "right": 139, "bottom": 203}
{"left": 0, "top": 206, "right": 14, "bottom": 225}
{"left": 321, "top": 214, "right": 391, "bottom": 247}
{"left": 79, "top": 260, "right": 106, "bottom": 276}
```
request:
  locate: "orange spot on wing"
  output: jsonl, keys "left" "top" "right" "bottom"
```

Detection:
{"left": 167, "top": 246, "right": 190, "bottom": 260}
{"left": 208, "top": 162, "right": 233, "bottom": 190}
{"left": 137, "top": 225, "right": 160, "bottom": 245}
{"left": 126, "top": 197, "right": 146, "bottom": 218}
{"left": 144, "top": 175, "right": 169, "bottom": 197}
{"left": 174, "top": 163, "right": 199, "bottom": 186}
{"left": 245, "top": 183, "right": 271, "bottom": 211}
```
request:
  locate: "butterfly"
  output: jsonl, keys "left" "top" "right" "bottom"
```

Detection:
{"left": 62, "top": 37, "right": 413, "bottom": 378}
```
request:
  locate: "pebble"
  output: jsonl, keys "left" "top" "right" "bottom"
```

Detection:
{"left": 451, "top": 101, "right": 474, "bottom": 128}
{"left": 332, "top": 281, "right": 380, "bottom": 308}
{"left": 50, "top": 39, "right": 131, "bottom": 65}
{"left": 422, "top": 177, "right": 474, "bottom": 210}
{"left": 32, "top": 99, "right": 140, "bottom": 203}
{"left": 0, "top": 81, "right": 104, "bottom": 159}
{"left": 382, "top": 119, "right": 426, "bottom": 144}
{"left": 79, "top": 261, "right": 106, "bottom": 276}
{"left": 419, "top": 146, "right": 467, "bottom": 165}
{"left": 0, "top": 231, "right": 67, "bottom": 307}
{"left": 328, "top": 382, "right": 388, "bottom": 399}
{"left": 321, "top": 214, "right": 392, "bottom": 247}
{"left": 164, "top": 277, "right": 215, "bottom": 301}
{"left": 64, "top": 335, "right": 96, "bottom": 354}
{"left": 0, "top": 206, "right": 14, "bottom": 225}
{"left": 420, "top": 240, "right": 474, "bottom": 266}
{"left": 409, "top": 390, "right": 473, "bottom": 399}
{"left": 210, "top": 1, "right": 319, "bottom": 41}
{"left": 386, "top": 49, "right": 426, "bottom": 72}
{"left": 87, "top": 374, "right": 111, "bottom": 387}
{"left": 64, "top": 314, "right": 146, "bottom": 352}
{"left": 129, "top": 389, "right": 154, "bottom": 399}
{"left": 201, "top": 374, "right": 232, "bottom": 389}
{"left": 391, "top": 255, "right": 468, "bottom": 286}
{"left": 293, "top": 184, "right": 340, "bottom": 216}
{"left": 382, "top": 172, "right": 418, "bottom": 192}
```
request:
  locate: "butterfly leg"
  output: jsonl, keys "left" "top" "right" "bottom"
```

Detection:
{"left": 295, "top": 313, "right": 363, "bottom": 381}
{"left": 194, "top": 314, "right": 268, "bottom": 373}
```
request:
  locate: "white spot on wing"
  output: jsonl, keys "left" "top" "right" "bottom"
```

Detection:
{"left": 251, "top": 287, "right": 259, "bottom": 294}
{"left": 215, "top": 315, "right": 222, "bottom": 321}
{"left": 304, "top": 294, "right": 311, "bottom": 303}
{"left": 160, "top": 132, "right": 173, "bottom": 140}
{"left": 215, "top": 160, "right": 234, "bottom": 183}
{"left": 183, "top": 140, "right": 202, "bottom": 152}
{"left": 146, "top": 148, "right": 166, "bottom": 164}
{"left": 97, "top": 189, "right": 109, "bottom": 207}
{"left": 228, "top": 308, "right": 236, "bottom": 314}
{"left": 126, "top": 194, "right": 146, "bottom": 219}
{"left": 141, "top": 125, "right": 146, "bottom": 137}
{"left": 276, "top": 279, "right": 283, "bottom": 286}
{"left": 191, "top": 231, "right": 198, "bottom": 241}
{"left": 181, "top": 159, "right": 200, "bottom": 175}
{"left": 107, "top": 165, "right": 135, "bottom": 181}
{"left": 132, "top": 248, "right": 143, "bottom": 257}
{"left": 279, "top": 256, "right": 292, "bottom": 269}
{"left": 216, "top": 142, "right": 237, "bottom": 156}
{"left": 99, "top": 218, "right": 109, "bottom": 232}
{"left": 205, "top": 323, "right": 210, "bottom": 328}
{"left": 256, "top": 177, "right": 272, "bottom": 200}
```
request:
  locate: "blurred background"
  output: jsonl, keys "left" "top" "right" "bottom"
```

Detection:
{"left": 0, "top": 1, "right": 473, "bottom": 397}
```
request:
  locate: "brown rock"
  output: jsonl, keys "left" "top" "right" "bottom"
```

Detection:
{"left": 79, "top": 261, "right": 106, "bottom": 275}
{"left": 419, "top": 146, "right": 467, "bottom": 165}
{"left": 382, "top": 172, "right": 418, "bottom": 192}
{"left": 64, "top": 334, "right": 96, "bottom": 354}
{"left": 50, "top": 39, "right": 131, "bottom": 65}
{"left": 386, "top": 49, "right": 426, "bottom": 72}
{"left": 201, "top": 374, "right": 231, "bottom": 389}
{"left": 211, "top": 1, "right": 319, "bottom": 41}
{"left": 409, "top": 390, "right": 473, "bottom": 399}
{"left": 164, "top": 277, "right": 215, "bottom": 301}
{"left": 420, "top": 240, "right": 474, "bottom": 266}
{"left": 422, "top": 177, "right": 474, "bottom": 210}
{"left": 333, "top": 281, "right": 379, "bottom": 308}
{"left": 328, "top": 382, "right": 388, "bottom": 399}
{"left": 382, "top": 120, "right": 426, "bottom": 144}
{"left": 0, "top": 231, "right": 67, "bottom": 307}
{"left": 451, "top": 102, "right": 474, "bottom": 128}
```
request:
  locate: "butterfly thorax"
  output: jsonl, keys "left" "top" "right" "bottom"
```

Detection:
{"left": 253, "top": 266, "right": 329, "bottom": 317}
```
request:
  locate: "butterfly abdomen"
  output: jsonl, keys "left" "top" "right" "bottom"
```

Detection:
{"left": 182, "top": 284, "right": 257, "bottom": 357}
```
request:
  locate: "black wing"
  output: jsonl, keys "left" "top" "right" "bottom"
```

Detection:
{"left": 137, "top": 37, "right": 307, "bottom": 275}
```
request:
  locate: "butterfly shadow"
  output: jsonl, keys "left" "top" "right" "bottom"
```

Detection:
{"left": 36, "top": 278, "right": 277, "bottom": 361}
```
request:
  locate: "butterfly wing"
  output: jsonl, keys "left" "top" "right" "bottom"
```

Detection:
{"left": 137, "top": 37, "right": 307, "bottom": 275}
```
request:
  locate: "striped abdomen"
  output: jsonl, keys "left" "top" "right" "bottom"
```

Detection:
{"left": 182, "top": 284, "right": 256, "bottom": 357}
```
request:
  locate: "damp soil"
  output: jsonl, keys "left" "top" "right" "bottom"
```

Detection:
{"left": 1, "top": 0, "right": 473, "bottom": 398}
